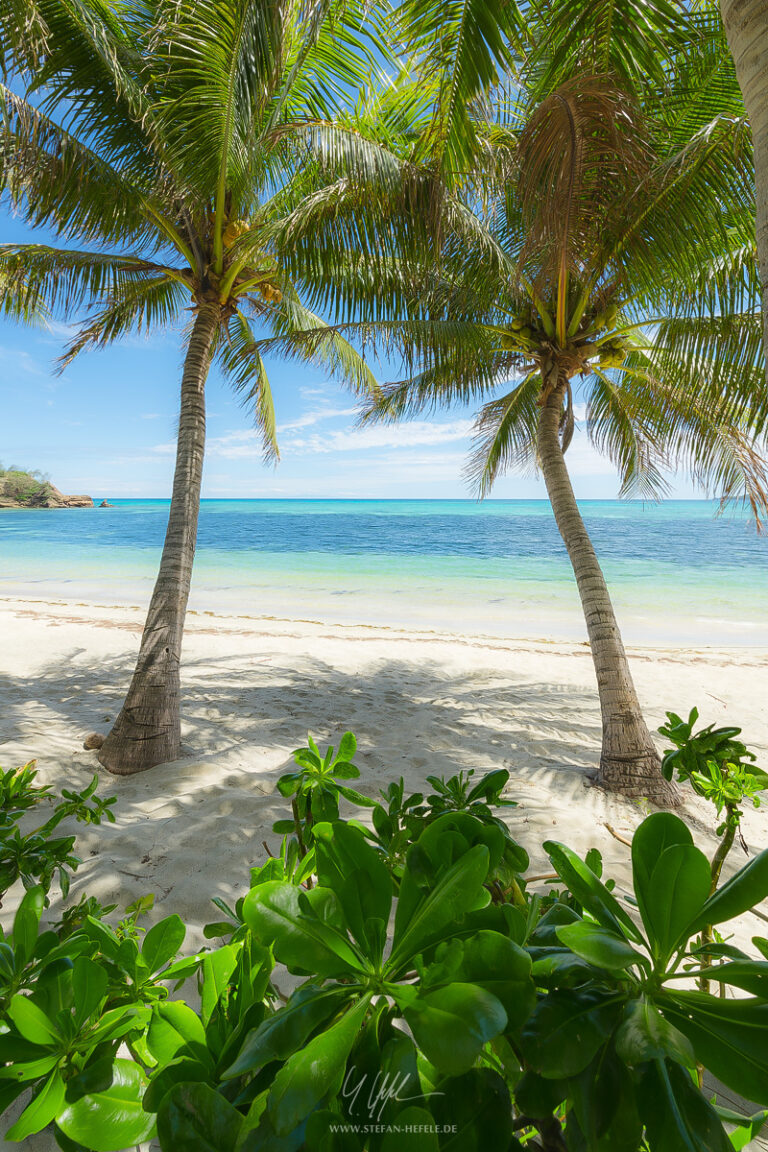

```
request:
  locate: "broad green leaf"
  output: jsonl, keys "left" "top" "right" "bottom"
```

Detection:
{"left": 455, "top": 930, "right": 535, "bottom": 1029}
{"left": 544, "top": 841, "right": 643, "bottom": 943}
{"left": 224, "top": 986, "right": 351, "bottom": 1079}
{"left": 521, "top": 988, "right": 624, "bottom": 1078}
{"left": 6, "top": 1068, "right": 65, "bottom": 1141}
{"left": 693, "top": 960, "right": 768, "bottom": 997}
{"left": 389, "top": 845, "right": 490, "bottom": 972}
{"left": 201, "top": 945, "right": 238, "bottom": 1025}
{"left": 0, "top": 1054, "right": 59, "bottom": 1082}
{"left": 12, "top": 885, "right": 44, "bottom": 966}
{"left": 638, "top": 1059, "right": 731, "bottom": 1152}
{"left": 337, "top": 732, "right": 356, "bottom": 761}
{"left": 332, "top": 762, "right": 360, "bottom": 780}
{"left": 631, "top": 814, "right": 694, "bottom": 934}
{"left": 660, "top": 992, "right": 768, "bottom": 1105}
{"left": 643, "top": 844, "right": 712, "bottom": 961}
{"left": 313, "top": 821, "right": 392, "bottom": 958}
{"left": 142, "top": 915, "right": 186, "bottom": 975}
{"left": 722, "top": 1109, "right": 768, "bottom": 1151}
{"left": 147, "top": 1001, "right": 209, "bottom": 1067}
{"left": 243, "top": 881, "right": 364, "bottom": 977}
{"left": 514, "top": 1070, "right": 567, "bottom": 1118}
{"left": 158, "top": 952, "right": 206, "bottom": 981}
{"left": 335, "top": 785, "right": 375, "bottom": 808}
{"left": 556, "top": 921, "right": 645, "bottom": 970}
{"left": 268, "top": 995, "right": 370, "bottom": 1136}
{"left": 689, "top": 850, "right": 768, "bottom": 934}
{"left": 303, "top": 1108, "right": 362, "bottom": 1151}
{"left": 157, "top": 1082, "right": 242, "bottom": 1151}
{"left": 8, "top": 994, "right": 60, "bottom": 1046}
{"left": 569, "top": 1041, "right": 642, "bottom": 1152}
{"left": 143, "top": 1057, "right": 211, "bottom": 1113}
{"left": 403, "top": 983, "right": 507, "bottom": 1075}
{"left": 72, "top": 957, "right": 107, "bottom": 1027}
{"left": 430, "top": 1068, "right": 515, "bottom": 1152}
{"left": 529, "top": 947, "right": 601, "bottom": 987}
{"left": 58, "top": 1059, "right": 155, "bottom": 1151}
{"left": 381, "top": 1105, "right": 438, "bottom": 1151}
{"left": 615, "top": 997, "right": 695, "bottom": 1067}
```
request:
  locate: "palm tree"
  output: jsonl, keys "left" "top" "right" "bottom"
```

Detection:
{"left": 0, "top": 0, "right": 380, "bottom": 775}
{"left": 285, "top": 57, "right": 766, "bottom": 803}
{"left": 719, "top": 0, "right": 768, "bottom": 365}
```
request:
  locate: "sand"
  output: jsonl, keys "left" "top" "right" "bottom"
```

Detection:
{"left": 1, "top": 595, "right": 767, "bottom": 1148}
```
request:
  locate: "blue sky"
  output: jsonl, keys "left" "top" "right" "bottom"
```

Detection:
{"left": 1, "top": 208, "right": 702, "bottom": 500}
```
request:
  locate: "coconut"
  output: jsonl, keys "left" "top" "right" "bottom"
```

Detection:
{"left": 223, "top": 219, "right": 250, "bottom": 247}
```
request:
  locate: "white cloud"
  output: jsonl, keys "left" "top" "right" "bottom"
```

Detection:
{"left": 282, "top": 418, "right": 474, "bottom": 455}
{"left": 0, "top": 344, "right": 47, "bottom": 378}
{"left": 277, "top": 405, "right": 358, "bottom": 433}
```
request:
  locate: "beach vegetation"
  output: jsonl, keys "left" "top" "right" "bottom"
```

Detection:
{"left": 3, "top": 734, "right": 768, "bottom": 1149}
{"left": 0, "top": 465, "right": 51, "bottom": 505}
{"left": 660, "top": 710, "right": 768, "bottom": 991}
{"left": 0, "top": 762, "right": 115, "bottom": 902}
{"left": 0, "top": 0, "right": 383, "bottom": 775}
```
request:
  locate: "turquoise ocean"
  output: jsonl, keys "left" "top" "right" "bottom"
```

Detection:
{"left": 1, "top": 499, "right": 766, "bottom": 645}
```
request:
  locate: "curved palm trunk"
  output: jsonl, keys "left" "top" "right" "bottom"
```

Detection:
{"left": 98, "top": 300, "right": 221, "bottom": 775}
{"left": 537, "top": 381, "right": 678, "bottom": 805}
{"left": 720, "top": 0, "right": 768, "bottom": 367}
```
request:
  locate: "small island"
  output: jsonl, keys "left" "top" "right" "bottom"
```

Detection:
{"left": 0, "top": 465, "right": 94, "bottom": 508}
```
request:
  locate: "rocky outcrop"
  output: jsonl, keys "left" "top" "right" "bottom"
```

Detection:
{"left": 28, "top": 485, "right": 94, "bottom": 508}
{"left": 0, "top": 479, "right": 94, "bottom": 508}
{"left": 99, "top": 500, "right": 115, "bottom": 508}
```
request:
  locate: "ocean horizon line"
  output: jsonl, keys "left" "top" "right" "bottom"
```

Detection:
{"left": 92, "top": 495, "right": 722, "bottom": 504}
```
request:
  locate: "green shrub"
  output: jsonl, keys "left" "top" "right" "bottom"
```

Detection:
{"left": 0, "top": 465, "right": 50, "bottom": 505}
{"left": 1, "top": 720, "right": 768, "bottom": 1151}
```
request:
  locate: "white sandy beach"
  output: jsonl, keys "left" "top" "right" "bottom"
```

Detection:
{"left": 1, "top": 595, "right": 767, "bottom": 1147}
{"left": 2, "top": 593, "right": 767, "bottom": 937}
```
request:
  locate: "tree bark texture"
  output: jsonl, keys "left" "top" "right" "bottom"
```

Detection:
{"left": 98, "top": 301, "right": 220, "bottom": 774}
{"left": 720, "top": 0, "right": 768, "bottom": 371}
{"left": 536, "top": 381, "right": 678, "bottom": 805}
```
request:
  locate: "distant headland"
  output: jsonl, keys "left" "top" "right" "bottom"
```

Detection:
{"left": 0, "top": 465, "right": 94, "bottom": 509}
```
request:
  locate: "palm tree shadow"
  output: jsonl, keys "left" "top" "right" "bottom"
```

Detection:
{"left": 0, "top": 643, "right": 610, "bottom": 925}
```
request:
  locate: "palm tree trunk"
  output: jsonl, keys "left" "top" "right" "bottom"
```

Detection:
{"left": 98, "top": 300, "right": 220, "bottom": 775}
{"left": 536, "top": 379, "right": 678, "bottom": 805}
{"left": 720, "top": 0, "right": 768, "bottom": 370}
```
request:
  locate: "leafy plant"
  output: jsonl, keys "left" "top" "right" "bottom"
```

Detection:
{"left": 4, "top": 728, "right": 768, "bottom": 1151}
{"left": 227, "top": 812, "right": 533, "bottom": 1148}
{"left": 660, "top": 708, "right": 768, "bottom": 985}
{"left": 520, "top": 812, "right": 768, "bottom": 1149}
{"left": 361, "top": 768, "right": 528, "bottom": 904}
{"left": 0, "top": 764, "right": 116, "bottom": 901}
{"left": 273, "top": 732, "right": 374, "bottom": 859}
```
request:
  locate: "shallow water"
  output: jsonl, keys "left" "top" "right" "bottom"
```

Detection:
{"left": 1, "top": 499, "right": 766, "bottom": 644}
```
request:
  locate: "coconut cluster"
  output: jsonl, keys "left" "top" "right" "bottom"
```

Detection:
{"left": 258, "top": 281, "right": 283, "bottom": 304}
{"left": 223, "top": 218, "right": 250, "bottom": 247}
{"left": 500, "top": 302, "right": 631, "bottom": 371}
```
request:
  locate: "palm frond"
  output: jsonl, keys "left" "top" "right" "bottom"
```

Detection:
{"left": 217, "top": 310, "right": 279, "bottom": 462}
{"left": 0, "top": 243, "right": 187, "bottom": 320}
{"left": 466, "top": 371, "right": 542, "bottom": 495}
{"left": 398, "top": 0, "right": 525, "bottom": 180}
{"left": 586, "top": 367, "right": 671, "bottom": 500}
{"left": 0, "top": 86, "right": 163, "bottom": 251}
